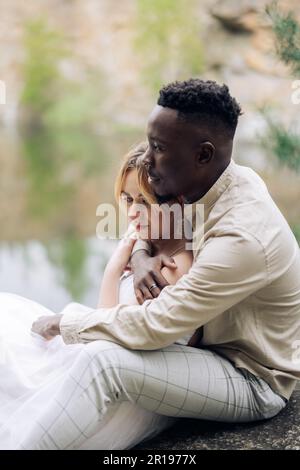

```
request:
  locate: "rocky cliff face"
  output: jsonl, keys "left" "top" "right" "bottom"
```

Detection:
{"left": 0, "top": 0, "right": 299, "bottom": 129}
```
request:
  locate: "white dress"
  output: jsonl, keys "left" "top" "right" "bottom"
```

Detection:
{"left": 0, "top": 272, "right": 193, "bottom": 449}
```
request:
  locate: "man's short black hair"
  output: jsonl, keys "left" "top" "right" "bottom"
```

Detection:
{"left": 157, "top": 79, "right": 243, "bottom": 138}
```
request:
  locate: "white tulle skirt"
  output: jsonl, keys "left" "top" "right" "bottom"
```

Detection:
{"left": 0, "top": 292, "right": 176, "bottom": 449}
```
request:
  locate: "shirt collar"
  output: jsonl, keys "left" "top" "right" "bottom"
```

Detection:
{"left": 194, "top": 158, "right": 236, "bottom": 208}
{"left": 182, "top": 158, "right": 236, "bottom": 234}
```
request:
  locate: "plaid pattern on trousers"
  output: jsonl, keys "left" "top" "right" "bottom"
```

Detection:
{"left": 17, "top": 340, "right": 287, "bottom": 450}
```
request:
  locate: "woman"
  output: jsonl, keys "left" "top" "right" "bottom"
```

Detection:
{"left": 98, "top": 141, "right": 193, "bottom": 313}
{"left": 0, "top": 142, "right": 195, "bottom": 450}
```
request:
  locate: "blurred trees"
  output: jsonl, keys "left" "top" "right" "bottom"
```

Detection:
{"left": 135, "top": 0, "right": 204, "bottom": 93}
{"left": 266, "top": 2, "right": 300, "bottom": 75}
{"left": 21, "top": 19, "right": 67, "bottom": 123}
{"left": 263, "top": 2, "right": 300, "bottom": 174}
{"left": 264, "top": 2, "right": 300, "bottom": 243}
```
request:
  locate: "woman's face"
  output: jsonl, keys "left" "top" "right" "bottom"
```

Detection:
{"left": 121, "top": 169, "right": 183, "bottom": 241}
{"left": 121, "top": 169, "right": 151, "bottom": 240}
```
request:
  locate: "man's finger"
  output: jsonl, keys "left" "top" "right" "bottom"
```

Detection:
{"left": 134, "top": 288, "right": 144, "bottom": 305}
{"left": 142, "top": 273, "right": 162, "bottom": 297}
{"left": 152, "top": 270, "right": 170, "bottom": 290}
{"left": 144, "top": 279, "right": 161, "bottom": 298}
{"left": 140, "top": 284, "right": 154, "bottom": 302}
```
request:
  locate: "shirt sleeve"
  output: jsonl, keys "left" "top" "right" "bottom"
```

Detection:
{"left": 60, "top": 230, "right": 269, "bottom": 349}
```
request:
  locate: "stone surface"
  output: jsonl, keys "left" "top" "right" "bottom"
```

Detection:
{"left": 135, "top": 390, "right": 300, "bottom": 450}
{"left": 210, "top": 0, "right": 267, "bottom": 33}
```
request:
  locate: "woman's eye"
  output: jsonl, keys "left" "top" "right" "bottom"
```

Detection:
{"left": 121, "top": 194, "right": 133, "bottom": 204}
{"left": 135, "top": 197, "right": 147, "bottom": 206}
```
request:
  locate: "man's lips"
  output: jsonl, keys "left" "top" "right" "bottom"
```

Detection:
{"left": 148, "top": 174, "right": 160, "bottom": 184}
{"left": 147, "top": 168, "right": 160, "bottom": 181}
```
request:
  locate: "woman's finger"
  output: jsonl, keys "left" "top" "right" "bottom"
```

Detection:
{"left": 160, "top": 254, "right": 177, "bottom": 269}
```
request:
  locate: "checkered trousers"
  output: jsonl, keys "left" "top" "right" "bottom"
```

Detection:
{"left": 17, "top": 340, "right": 287, "bottom": 450}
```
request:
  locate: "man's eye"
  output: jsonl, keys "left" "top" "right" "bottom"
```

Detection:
{"left": 152, "top": 142, "right": 162, "bottom": 152}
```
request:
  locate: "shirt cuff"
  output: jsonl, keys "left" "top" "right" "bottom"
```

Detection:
{"left": 131, "top": 239, "right": 151, "bottom": 256}
{"left": 60, "top": 304, "right": 93, "bottom": 344}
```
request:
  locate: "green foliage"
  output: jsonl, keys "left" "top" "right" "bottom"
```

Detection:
{"left": 266, "top": 2, "right": 300, "bottom": 76}
{"left": 46, "top": 236, "right": 89, "bottom": 301}
{"left": 44, "top": 71, "right": 107, "bottom": 130}
{"left": 44, "top": 82, "right": 99, "bottom": 129}
{"left": 22, "top": 128, "right": 109, "bottom": 220}
{"left": 21, "top": 19, "right": 106, "bottom": 129}
{"left": 135, "top": 0, "right": 204, "bottom": 92}
{"left": 262, "top": 3, "right": 300, "bottom": 174}
{"left": 22, "top": 130, "right": 73, "bottom": 219}
{"left": 261, "top": 113, "right": 300, "bottom": 172}
{"left": 21, "top": 19, "right": 67, "bottom": 116}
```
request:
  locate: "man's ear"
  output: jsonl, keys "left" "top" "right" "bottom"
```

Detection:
{"left": 196, "top": 141, "right": 215, "bottom": 165}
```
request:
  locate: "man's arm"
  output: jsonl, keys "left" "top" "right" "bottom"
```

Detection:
{"left": 60, "top": 230, "right": 269, "bottom": 349}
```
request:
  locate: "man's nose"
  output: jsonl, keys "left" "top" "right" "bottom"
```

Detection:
{"left": 142, "top": 147, "right": 154, "bottom": 170}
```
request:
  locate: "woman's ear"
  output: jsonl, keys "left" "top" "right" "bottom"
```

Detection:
{"left": 196, "top": 141, "right": 215, "bottom": 165}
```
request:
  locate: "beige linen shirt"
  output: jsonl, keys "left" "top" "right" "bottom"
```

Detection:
{"left": 60, "top": 158, "right": 300, "bottom": 400}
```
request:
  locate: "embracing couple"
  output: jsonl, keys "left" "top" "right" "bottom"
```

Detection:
{"left": 1, "top": 79, "right": 300, "bottom": 450}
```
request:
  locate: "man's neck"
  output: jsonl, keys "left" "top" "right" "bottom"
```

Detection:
{"left": 182, "top": 159, "right": 231, "bottom": 204}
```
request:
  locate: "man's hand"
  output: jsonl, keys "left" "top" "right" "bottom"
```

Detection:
{"left": 31, "top": 314, "right": 63, "bottom": 340}
{"left": 130, "top": 250, "right": 177, "bottom": 304}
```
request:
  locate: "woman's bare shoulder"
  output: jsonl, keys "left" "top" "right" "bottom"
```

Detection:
{"left": 161, "top": 250, "right": 193, "bottom": 285}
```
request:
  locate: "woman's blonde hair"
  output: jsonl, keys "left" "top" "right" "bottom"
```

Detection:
{"left": 114, "top": 141, "right": 157, "bottom": 205}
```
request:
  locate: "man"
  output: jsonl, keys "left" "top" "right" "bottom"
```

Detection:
{"left": 31, "top": 79, "right": 300, "bottom": 449}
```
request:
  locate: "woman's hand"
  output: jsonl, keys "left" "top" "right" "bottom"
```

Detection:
{"left": 130, "top": 250, "right": 177, "bottom": 304}
{"left": 106, "top": 236, "right": 137, "bottom": 276}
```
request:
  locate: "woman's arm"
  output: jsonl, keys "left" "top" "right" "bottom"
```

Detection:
{"left": 97, "top": 237, "right": 136, "bottom": 308}
{"left": 97, "top": 265, "right": 122, "bottom": 308}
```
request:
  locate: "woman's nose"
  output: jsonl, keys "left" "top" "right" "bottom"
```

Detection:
{"left": 128, "top": 203, "right": 139, "bottom": 221}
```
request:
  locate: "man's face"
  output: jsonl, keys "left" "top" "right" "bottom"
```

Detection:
{"left": 142, "top": 105, "right": 201, "bottom": 200}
